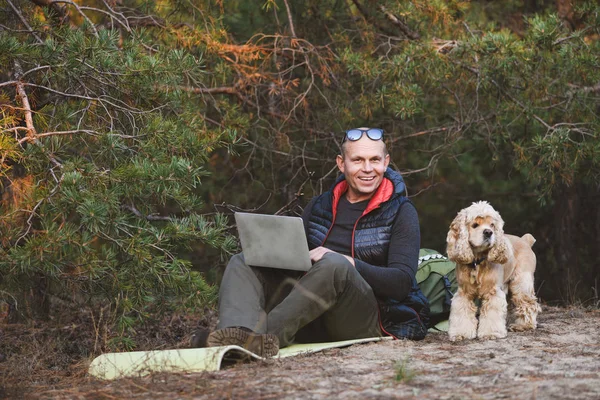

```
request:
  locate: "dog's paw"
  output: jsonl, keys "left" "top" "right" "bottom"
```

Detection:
{"left": 508, "top": 322, "right": 535, "bottom": 332}
{"left": 477, "top": 325, "right": 508, "bottom": 340}
{"left": 477, "top": 312, "right": 507, "bottom": 339}
{"left": 449, "top": 330, "right": 477, "bottom": 342}
{"left": 478, "top": 332, "right": 507, "bottom": 340}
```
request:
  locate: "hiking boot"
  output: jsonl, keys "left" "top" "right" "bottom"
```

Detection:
{"left": 190, "top": 327, "right": 210, "bottom": 348}
{"left": 206, "top": 327, "right": 279, "bottom": 358}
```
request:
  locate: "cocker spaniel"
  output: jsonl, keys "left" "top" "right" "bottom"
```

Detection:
{"left": 446, "top": 201, "right": 541, "bottom": 341}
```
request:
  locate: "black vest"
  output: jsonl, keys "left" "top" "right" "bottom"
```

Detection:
{"left": 307, "top": 168, "right": 408, "bottom": 266}
{"left": 307, "top": 189, "right": 408, "bottom": 266}
{"left": 305, "top": 168, "right": 430, "bottom": 340}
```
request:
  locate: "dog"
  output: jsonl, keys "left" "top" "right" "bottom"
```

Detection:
{"left": 446, "top": 201, "right": 541, "bottom": 341}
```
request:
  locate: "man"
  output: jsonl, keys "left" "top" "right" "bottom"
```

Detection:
{"left": 192, "top": 127, "right": 429, "bottom": 356}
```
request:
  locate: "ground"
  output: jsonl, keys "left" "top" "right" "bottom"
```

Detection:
{"left": 1, "top": 306, "right": 599, "bottom": 399}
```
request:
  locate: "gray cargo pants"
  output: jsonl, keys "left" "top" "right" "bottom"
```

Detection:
{"left": 217, "top": 252, "right": 381, "bottom": 347}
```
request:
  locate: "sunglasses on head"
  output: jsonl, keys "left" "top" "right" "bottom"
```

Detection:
{"left": 343, "top": 128, "right": 384, "bottom": 143}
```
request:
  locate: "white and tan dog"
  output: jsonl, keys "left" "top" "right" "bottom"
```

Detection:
{"left": 446, "top": 201, "right": 541, "bottom": 341}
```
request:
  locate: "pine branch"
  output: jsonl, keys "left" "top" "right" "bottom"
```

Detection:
{"left": 21, "top": 65, "right": 54, "bottom": 78}
{"left": 15, "top": 175, "right": 63, "bottom": 246}
{"left": 282, "top": 0, "right": 297, "bottom": 38}
{"left": 122, "top": 204, "right": 173, "bottom": 222}
{"left": 28, "top": 0, "right": 67, "bottom": 18}
{"left": 53, "top": 0, "right": 192, "bottom": 32}
{"left": 567, "top": 82, "right": 600, "bottom": 94}
{"left": 463, "top": 66, "right": 594, "bottom": 138}
{"left": 242, "top": 137, "right": 320, "bottom": 160}
{"left": 553, "top": 26, "right": 594, "bottom": 45}
{"left": 491, "top": 80, "right": 552, "bottom": 130}
{"left": 181, "top": 85, "right": 288, "bottom": 119}
{"left": 378, "top": 5, "right": 420, "bottom": 40}
{"left": 16, "top": 129, "right": 104, "bottom": 145}
{"left": 54, "top": 1, "right": 131, "bottom": 32}
{"left": 51, "top": 0, "right": 99, "bottom": 38}
{"left": 129, "top": 12, "right": 165, "bottom": 27}
{"left": 10, "top": 63, "right": 63, "bottom": 169}
{"left": 391, "top": 127, "right": 450, "bottom": 142}
{"left": 22, "top": 82, "right": 155, "bottom": 114}
{"left": 7, "top": 0, "right": 44, "bottom": 44}
{"left": 179, "top": 86, "right": 239, "bottom": 95}
{"left": 42, "top": 0, "right": 159, "bottom": 53}
{"left": 13, "top": 62, "right": 37, "bottom": 144}
{"left": 350, "top": 0, "right": 404, "bottom": 38}
{"left": 400, "top": 153, "right": 442, "bottom": 176}
{"left": 455, "top": 62, "right": 556, "bottom": 133}
{"left": 0, "top": 81, "right": 18, "bottom": 88}
{"left": 214, "top": 196, "right": 272, "bottom": 214}
{"left": 2, "top": 127, "right": 29, "bottom": 133}
{"left": 274, "top": 172, "right": 313, "bottom": 215}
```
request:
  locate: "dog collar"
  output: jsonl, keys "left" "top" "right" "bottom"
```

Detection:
{"left": 469, "top": 257, "right": 486, "bottom": 268}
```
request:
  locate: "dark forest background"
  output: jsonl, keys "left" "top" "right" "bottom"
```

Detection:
{"left": 1, "top": 0, "right": 599, "bottom": 345}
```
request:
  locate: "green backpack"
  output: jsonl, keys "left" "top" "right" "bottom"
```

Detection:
{"left": 416, "top": 248, "right": 458, "bottom": 330}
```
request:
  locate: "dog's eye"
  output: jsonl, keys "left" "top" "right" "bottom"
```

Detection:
{"left": 472, "top": 223, "right": 479, "bottom": 228}
{"left": 491, "top": 223, "right": 495, "bottom": 228}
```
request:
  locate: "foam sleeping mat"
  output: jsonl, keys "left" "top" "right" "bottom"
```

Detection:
{"left": 88, "top": 336, "right": 392, "bottom": 380}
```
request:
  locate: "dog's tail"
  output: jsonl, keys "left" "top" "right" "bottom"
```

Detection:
{"left": 521, "top": 233, "right": 536, "bottom": 247}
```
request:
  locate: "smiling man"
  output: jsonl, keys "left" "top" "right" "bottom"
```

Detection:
{"left": 338, "top": 129, "right": 390, "bottom": 202}
{"left": 192, "top": 128, "right": 430, "bottom": 356}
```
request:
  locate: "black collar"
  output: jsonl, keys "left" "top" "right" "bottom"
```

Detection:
{"left": 469, "top": 257, "right": 486, "bottom": 269}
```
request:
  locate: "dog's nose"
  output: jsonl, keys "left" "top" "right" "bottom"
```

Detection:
{"left": 483, "top": 229, "right": 493, "bottom": 238}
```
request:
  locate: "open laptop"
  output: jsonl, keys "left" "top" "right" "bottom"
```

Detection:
{"left": 234, "top": 212, "right": 312, "bottom": 271}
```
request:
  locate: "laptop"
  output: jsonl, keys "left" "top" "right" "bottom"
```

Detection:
{"left": 234, "top": 212, "right": 312, "bottom": 271}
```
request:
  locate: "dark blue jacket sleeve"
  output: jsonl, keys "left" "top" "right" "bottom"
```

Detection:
{"left": 354, "top": 202, "right": 420, "bottom": 301}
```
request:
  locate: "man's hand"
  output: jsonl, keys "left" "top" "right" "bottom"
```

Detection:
{"left": 309, "top": 246, "right": 355, "bottom": 267}
{"left": 309, "top": 246, "right": 331, "bottom": 263}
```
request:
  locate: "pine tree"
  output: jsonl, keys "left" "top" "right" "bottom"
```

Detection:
{"left": 2, "top": 0, "right": 599, "bottom": 338}
{"left": 0, "top": 0, "right": 241, "bottom": 342}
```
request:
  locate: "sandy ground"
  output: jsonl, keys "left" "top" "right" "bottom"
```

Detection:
{"left": 22, "top": 305, "right": 600, "bottom": 399}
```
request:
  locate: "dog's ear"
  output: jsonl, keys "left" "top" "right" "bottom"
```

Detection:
{"left": 488, "top": 213, "right": 509, "bottom": 264}
{"left": 446, "top": 209, "right": 474, "bottom": 264}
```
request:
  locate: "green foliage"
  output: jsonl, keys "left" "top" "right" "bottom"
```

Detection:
{"left": 0, "top": 1, "right": 240, "bottom": 336}
{"left": 2, "top": 1, "right": 600, "bottom": 341}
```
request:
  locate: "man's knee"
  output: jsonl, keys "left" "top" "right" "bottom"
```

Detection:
{"left": 222, "top": 253, "right": 254, "bottom": 280}
{"left": 312, "top": 252, "right": 355, "bottom": 281}
{"left": 228, "top": 252, "right": 246, "bottom": 266}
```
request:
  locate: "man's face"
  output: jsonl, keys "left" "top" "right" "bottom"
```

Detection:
{"left": 336, "top": 137, "right": 390, "bottom": 203}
